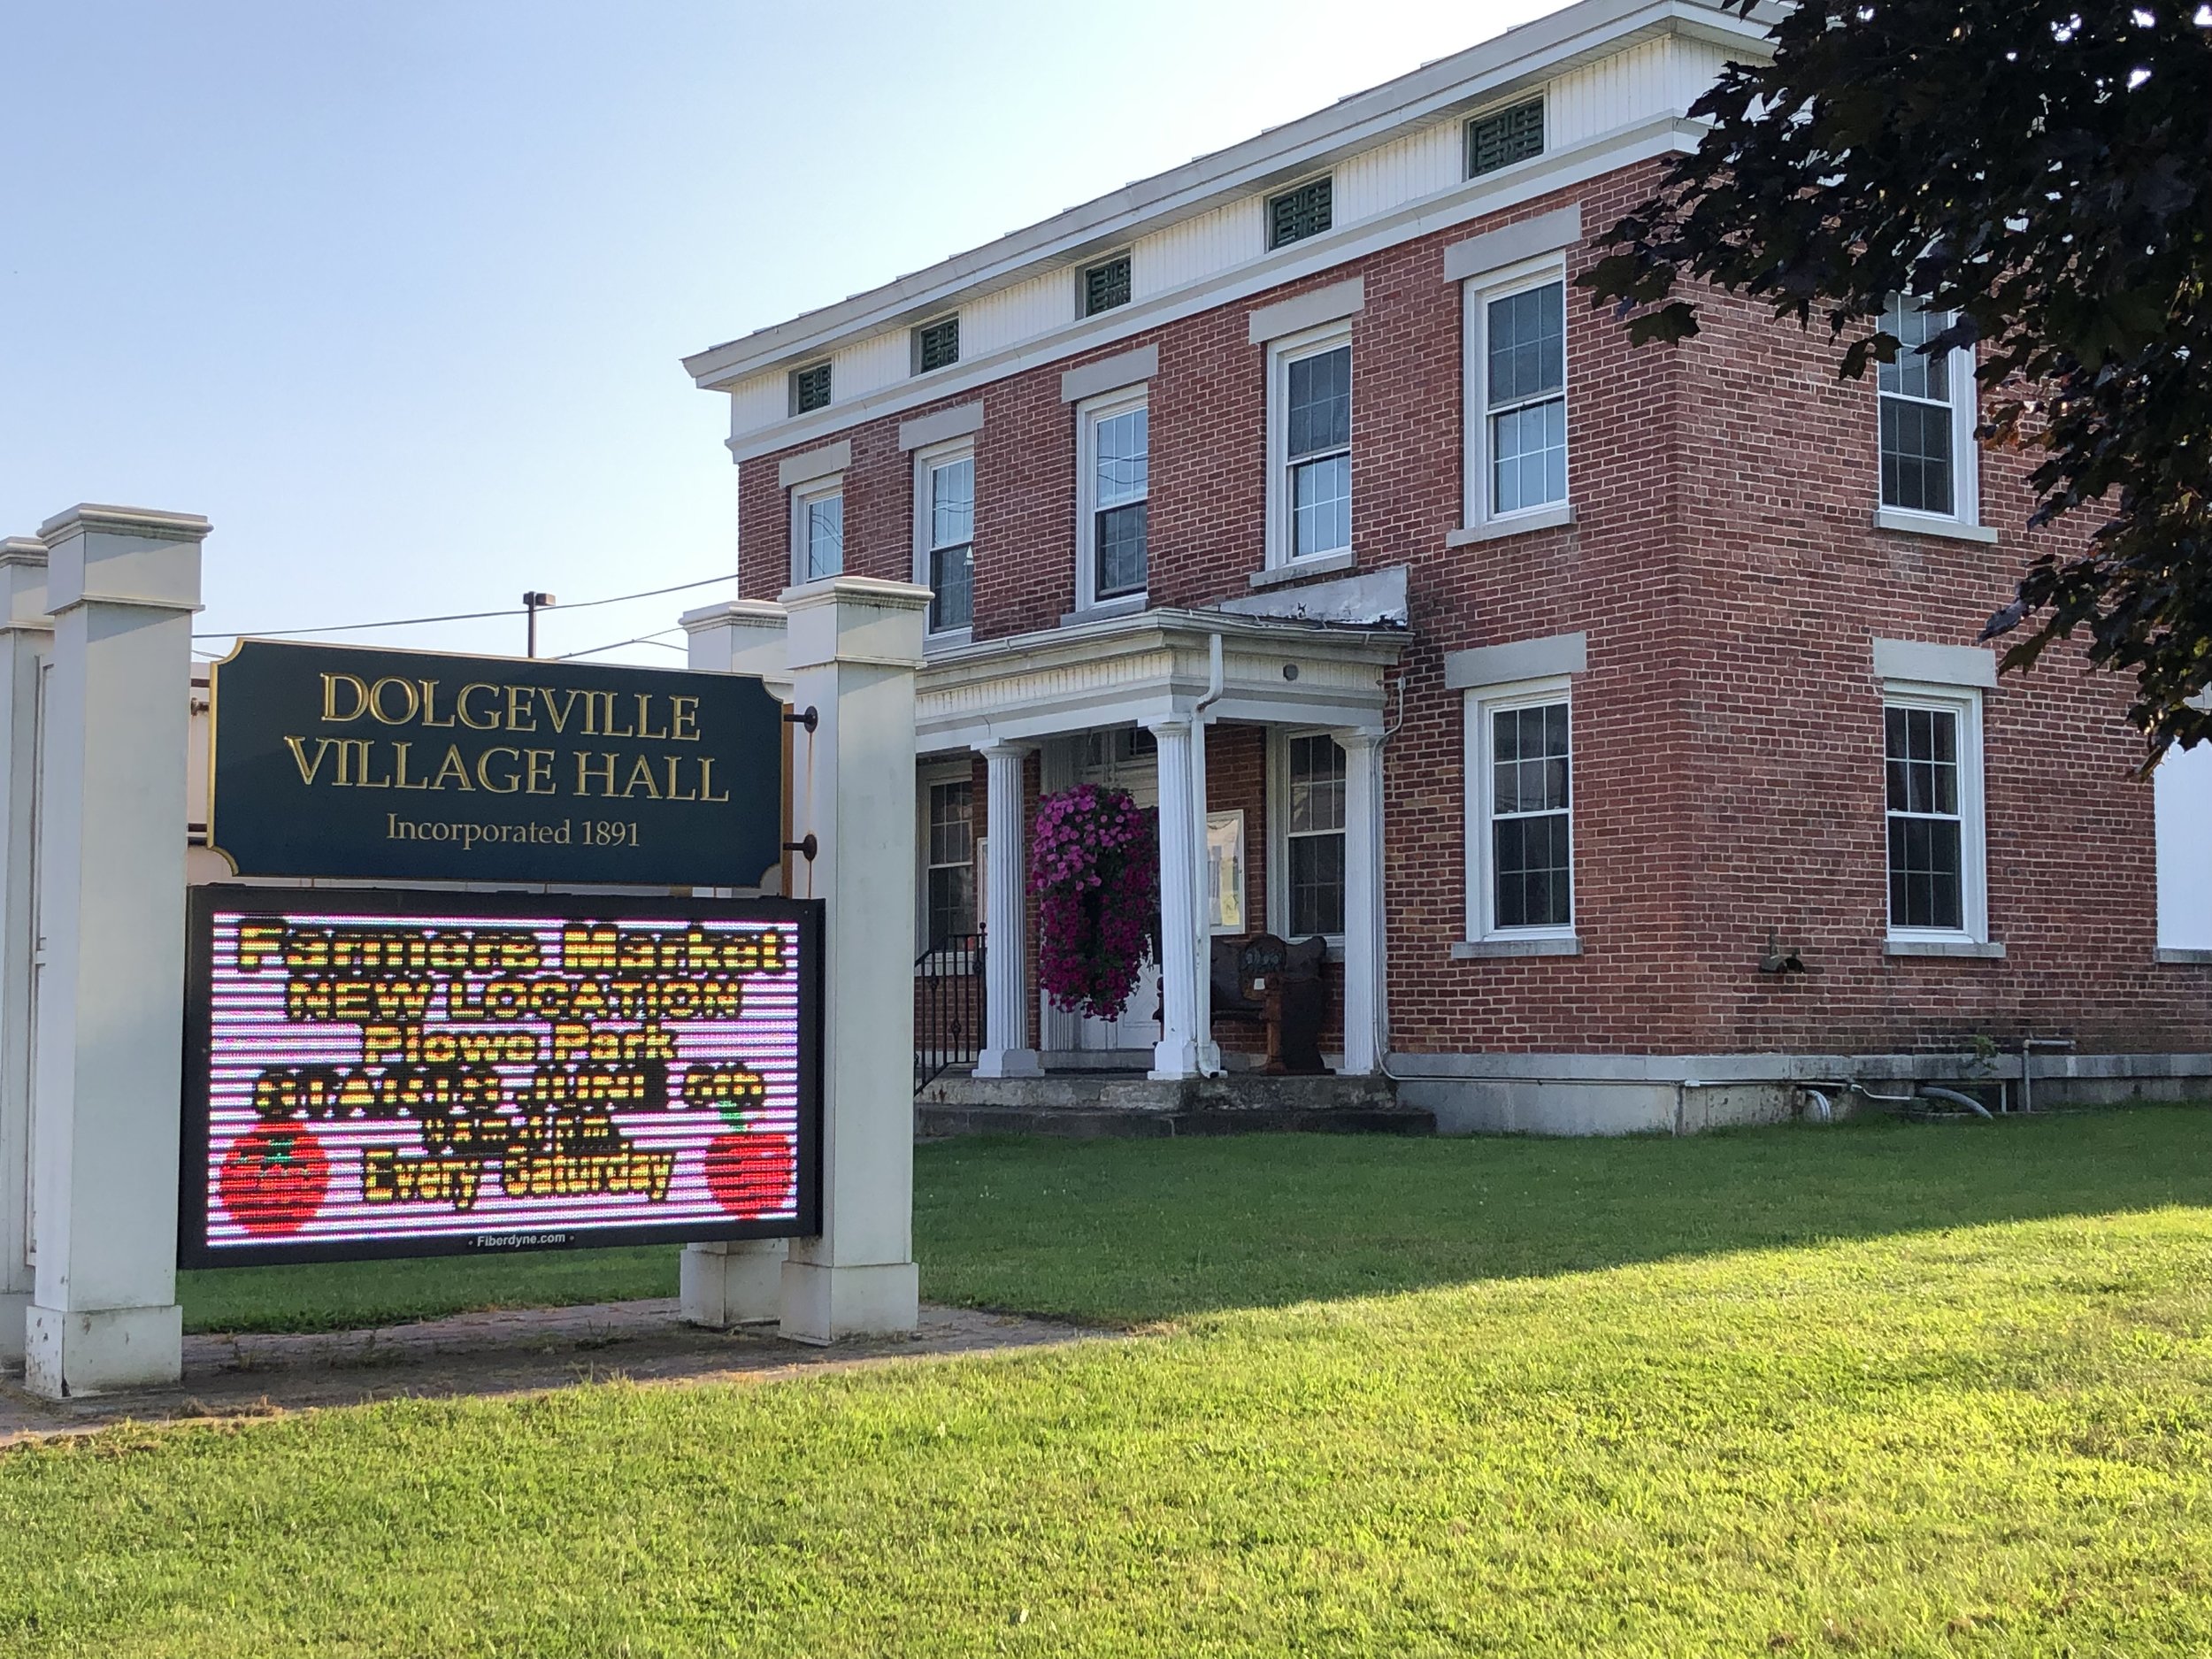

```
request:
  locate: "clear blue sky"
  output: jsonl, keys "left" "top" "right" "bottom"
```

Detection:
{"left": 2, "top": 0, "right": 1554, "bottom": 665}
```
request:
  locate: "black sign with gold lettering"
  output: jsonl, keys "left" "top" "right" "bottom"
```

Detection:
{"left": 208, "top": 640, "right": 783, "bottom": 887}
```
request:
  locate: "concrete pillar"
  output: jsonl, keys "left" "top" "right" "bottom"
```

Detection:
{"left": 679, "top": 596, "right": 794, "bottom": 1326}
{"left": 682, "top": 597, "right": 793, "bottom": 697}
{"left": 1340, "top": 728, "right": 1384, "bottom": 1074}
{"left": 778, "top": 575, "right": 927, "bottom": 1344}
{"left": 972, "top": 741, "right": 1041, "bottom": 1079}
{"left": 0, "top": 537, "right": 51, "bottom": 1363}
{"left": 1146, "top": 714, "right": 1212, "bottom": 1080}
{"left": 25, "top": 504, "right": 205, "bottom": 1397}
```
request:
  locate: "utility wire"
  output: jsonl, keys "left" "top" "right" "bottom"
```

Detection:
{"left": 557, "top": 630, "right": 688, "bottom": 662}
{"left": 189, "top": 572, "right": 734, "bottom": 641}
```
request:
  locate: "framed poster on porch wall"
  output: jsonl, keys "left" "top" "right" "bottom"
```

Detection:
{"left": 1206, "top": 810, "right": 1247, "bottom": 933}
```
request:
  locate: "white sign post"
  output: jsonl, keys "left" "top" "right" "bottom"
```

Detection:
{"left": 23, "top": 505, "right": 205, "bottom": 1397}
{"left": 0, "top": 537, "right": 53, "bottom": 1363}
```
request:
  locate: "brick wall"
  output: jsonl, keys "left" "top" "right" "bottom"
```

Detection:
{"left": 743, "top": 157, "right": 2212, "bottom": 1060}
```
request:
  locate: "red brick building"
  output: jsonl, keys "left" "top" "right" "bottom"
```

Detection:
{"left": 680, "top": 0, "right": 2212, "bottom": 1131}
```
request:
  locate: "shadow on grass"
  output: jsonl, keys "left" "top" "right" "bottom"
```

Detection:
{"left": 914, "top": 1102, "right": 2212, "bottom": 1326}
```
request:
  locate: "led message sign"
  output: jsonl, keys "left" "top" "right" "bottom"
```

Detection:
{"left": 180, "top": 887, "right": 822, "bottom": 1267}
{"left": 207, "top": 639, "right": 784, "bottom": 887}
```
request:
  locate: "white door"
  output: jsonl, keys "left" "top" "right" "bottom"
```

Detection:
{"left": 1071, "top": 729, "right": 1162, "bottom": 1054}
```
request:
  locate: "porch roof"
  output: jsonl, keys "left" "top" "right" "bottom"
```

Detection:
{"left": 914, "top": 606, "right": 1408, "bottom": 754}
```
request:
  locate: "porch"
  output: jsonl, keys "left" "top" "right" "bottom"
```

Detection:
{"left": 910, "top": 604, "right": 1406, "bottom": 1084}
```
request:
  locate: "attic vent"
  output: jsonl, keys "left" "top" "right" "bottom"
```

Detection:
{"left": 914, "top": 315, "right": 961, "bottom": 374}
{"left": 1083, "top": 254, "right": 1132, "bottom": 317}
{"left": 790, "top": 361, "right": 832, "bottom": 415}
{"left": 1267, "top": 177, "right": 1333, "bottom": 250}
{"left": 1468, "top": 98, "right": 1544, "bottom": 178}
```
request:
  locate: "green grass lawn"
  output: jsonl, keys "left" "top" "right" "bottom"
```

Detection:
{"left": 13, "top": 1106, "right": 2212, "bottom": 1655}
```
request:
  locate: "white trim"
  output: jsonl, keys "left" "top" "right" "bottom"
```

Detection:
{"left": 1248, "top": 549, "right": 1355, "bottom": 588}
{"left": 1870, "top": 638, "right": 1996, "bottom": 690}
{"left": 1463, "top": 676, "right": 1577, "bottom": 944}
{"left": 1463, "top": 255, "right": 1571, "bottom": 532}
{"left": 1268, "top": 726, "right": 1352, "bottom": 947}
{"left": 1264, "top": 318, "right": 1356, "bottom": 572}
{"left": 1061, "top": 345, "right": 1157, "bottom": 403}
{"left": 776, "top": 442, "right": 849, "bottom": 489}
{"left": 1073, "top": 385, "right": 1150, "bottom": 614}
{"left": 1441, "top": 204, "right": 1583, "bottom": 281}
{"left": 912, "top": 439, "right": 976, "bottom": 640}
{"left": 1879, "top": 683, "right": 1989, "bottom": 949}
{"left": 898, "top": 403, "right": 984, "bottom": 451}
{"left": 1876, "top": 299, "right": 1981, "bottom": 529}
{"left": 683, "top": 0, "right": 1772, "bottom": 389}
{"left": 721, "top": 112, "right": 1709, "bottom": 457}
{"left": 1872, "top": 508, "right": 1998, "bottom": 545}
{"left": 1448, "top": 502, "right": 1576, "bottom": 544}
{"left": 788, "top": 475, "right": 845, "bottom": 587}
{"left": 1443, "top": 630, "right": 1586, "bottom": 690}
{"left": 1247, "top": 277, "right": 1365, "bottom": 346}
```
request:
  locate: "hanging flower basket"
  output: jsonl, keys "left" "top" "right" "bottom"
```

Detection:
{"left": 1029, "top": 784, "right": 1159, "bottom": 1023}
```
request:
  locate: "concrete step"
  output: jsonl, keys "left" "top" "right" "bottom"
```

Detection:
{"left": 916, "top": 1102, "right": 1435, "bottom": 1140}
{"left": 914, "top": 1068, "right": 1429, "bottom": 1139}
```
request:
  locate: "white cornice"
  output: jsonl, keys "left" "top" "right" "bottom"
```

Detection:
{"left": 725, "top": 112, "right": 1701, "bottom": 463}
{"left": 683, "top": 0, "right": 1771, "bottom": 393}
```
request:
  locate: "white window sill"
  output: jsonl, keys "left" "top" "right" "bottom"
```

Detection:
{"left": 1872, "top": 508, "right": 1998, "bottom": 545}
{"left": 1059, "top": 594, "right": 1148, "bottom": 626}
{"left": 1452, "top": 935, "right": 1581, "bottom": 959}
{"left": 2157, "top": 947, "right": 2212, "bottom": 965}
{"left": 1448, "top": 503, "right": 1575, "bottom": 546}
{"left": 1885, "top": 938, "right": 2006, "bottom": 959}
{"left": 923, "top": 626, "right": 973, "bottom": 654}
{"left": 1250, "top": 549, "right": 1355, "bottom": 588}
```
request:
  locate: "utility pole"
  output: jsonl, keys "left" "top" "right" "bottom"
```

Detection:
{"left": 522, "top": 591, "right": 556, "bottom": 658}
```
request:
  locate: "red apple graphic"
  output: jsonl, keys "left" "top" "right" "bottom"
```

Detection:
{"left": 703, "top": 1131, "right": 796, "bottom": 1218}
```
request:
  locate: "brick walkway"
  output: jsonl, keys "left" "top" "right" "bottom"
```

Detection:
{"left": 0, "top": 1301, "right": 1105, "bottom": 1446}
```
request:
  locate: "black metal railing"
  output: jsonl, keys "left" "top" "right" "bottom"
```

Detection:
{"left": 915, "top": 933, "right": 984, "bottom": 1091}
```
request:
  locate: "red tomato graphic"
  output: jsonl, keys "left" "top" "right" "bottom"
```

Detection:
{"left": 703, "top": 1131, "right": 795, "bottom": 1218}
{"left": 218, "top": 1125, "right": 332, "bottom": 1236}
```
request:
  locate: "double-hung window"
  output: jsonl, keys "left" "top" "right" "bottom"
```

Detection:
{"left": 1877, "top": 296, "right": 1979, "bottom": 528}
{"left": 1883, "top": 690, "right": 1986, "bottom": 943}
{"left": 1465, "top": 685, "right": 1574, "bottom": 939}
{"left": 1281, "top": 733, "right": 1347, "bottom": 938}
{"left": 1269, "top": 325, "right": 1352, "bottom": 566}
{"left": 916, "top": 445, "right": 973, "bottom": 636}
{"left": 790, "top": 478, "right": 843, "bottom": 584}
{"left": 1466, "top": 267, "right": 1568, "bottom": 525}
{"left": 1077, "top": 390, "right": 1148, "bottom": 608}
{"left": 924, "top": 778, "right": 976, "bottom": 946}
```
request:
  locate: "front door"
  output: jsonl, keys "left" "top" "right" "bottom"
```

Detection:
{"left": 1071, "top": 728, "right": 1162, "bottom": 1055}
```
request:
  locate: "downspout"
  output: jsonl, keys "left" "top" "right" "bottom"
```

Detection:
{"left": 1192, "top": 633, "right": 1225, "bottom": 1075}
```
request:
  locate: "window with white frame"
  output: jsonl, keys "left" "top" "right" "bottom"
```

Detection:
{"left": 1283, "top": 733, "right": 1347, "bottom": 938}
{"left": 1465, "top": 266, "right": 1568, "bottom": 524}
{"left": 1464, "top": 685, "right": 1573, "bottom": 938}
{"left": 1878, "top": 296, "right": 1978, "bottom": 524}
{"left": 1077, "top": 390, "right": 1148, "bottom": 608}
{"left": 1269, "top": 326, "right": 1351, "bottom": 566}
{"left": 924, "top": 778, "right": 976, "bottom": 946}
{"left": 1883, "top": 691, "right": 1985, "bottom": 940}
{"left": 791, "top": 478, "right": 843, "bottom": 584}
{"left": 916, "top": 446, "right": 973, "bottom": 635}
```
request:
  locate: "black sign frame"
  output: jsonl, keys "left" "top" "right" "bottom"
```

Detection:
{"left": 179, "top": 884, "right": 825, "bottom": 1269}
{"left": 205, "top": 638, "right": 786, "bottom": 888}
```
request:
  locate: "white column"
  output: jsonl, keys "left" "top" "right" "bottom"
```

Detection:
{"left": 0, "top": 537, "right": 51, "bottom": 1363}
{"left": 973, "top": 741, "right": 1041, "bottom": 1078}
{"left": 25, "top": 504, "right": 205, "bottom": 1397}
{"left": 678, "top": 599, "right": 795, "bottom": 1326}
{"left": 778, "top": 575, "right": 928, "bottom": 1344}
{"left": 1147, "top": 715, "right": 1210, "bottom": 1079}
{"left": 1340, "top": 728, "right": 1385, "bottom": 1075}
